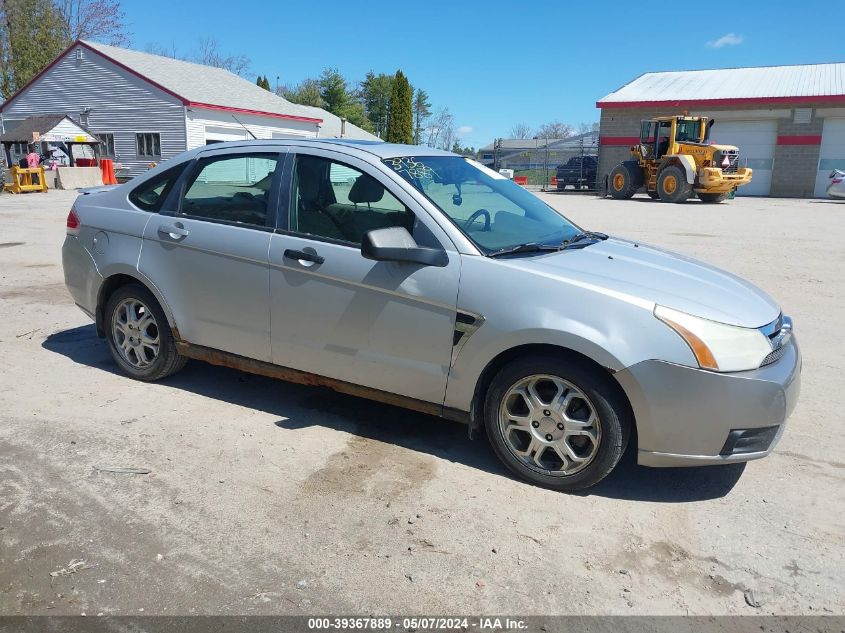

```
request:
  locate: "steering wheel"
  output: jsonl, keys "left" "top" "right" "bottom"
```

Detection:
{"left": 464, "top": 208, "right": 491, "bottom": 232}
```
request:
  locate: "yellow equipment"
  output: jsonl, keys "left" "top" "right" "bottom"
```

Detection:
{"left": 4, "top": 166, "right": 48, "bottom": 194}
{"left": 608, "top": 116, "right": 752, "bottom": 203}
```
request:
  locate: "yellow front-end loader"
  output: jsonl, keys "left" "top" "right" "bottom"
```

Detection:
{"left": 608, "top": 116, "right": 753, "bottom": 203}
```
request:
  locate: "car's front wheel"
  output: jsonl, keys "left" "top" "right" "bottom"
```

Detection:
{"left": 105, "top": 283, "right": 186, "bottom": 381}
{"left": 484, "top": 355, "right": 630, "bottom": 491}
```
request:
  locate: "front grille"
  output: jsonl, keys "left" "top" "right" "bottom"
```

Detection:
{"left": 714, "top": 149, "right": 740, "bottom": 173}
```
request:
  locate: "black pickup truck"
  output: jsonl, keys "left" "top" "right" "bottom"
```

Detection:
{"left": 556, "top": 155, "right": 598, "bottom": 190}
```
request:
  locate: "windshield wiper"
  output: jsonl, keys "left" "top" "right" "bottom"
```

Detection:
{"left": 487, "top": 243, "right": 561, "bottom": 258}
{"left": 561, "top": 230, "right": 609, "bottom": 249}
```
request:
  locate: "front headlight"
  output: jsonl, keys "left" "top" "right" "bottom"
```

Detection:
{"left": 654, "top": 305, "right": 773, "bottom": 372}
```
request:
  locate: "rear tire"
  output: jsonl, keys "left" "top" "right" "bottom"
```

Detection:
{"left": 484, "top": 354, "right": 631, "bottom": 492}
{"left": 698, "top": 192, "right": 728, "bottom": 203}
{"left": 608, "top": 163, "right": 641, "bottom": 200}
{"left": 104, "top": 283, "right": 186, "bottom": 382}
{"left": 657, "top": 165, "right": 692, "bottom": 203}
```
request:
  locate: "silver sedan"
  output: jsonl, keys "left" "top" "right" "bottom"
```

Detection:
{"left": 62, "top": 139, "right": 801, "bottom": 491}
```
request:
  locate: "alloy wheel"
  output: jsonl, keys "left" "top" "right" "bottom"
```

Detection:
{"left": 498, "top": 374, "right": 601, "bottom": 476}
{"left": 112, "top": 298, "right": 160, "bottom": 369}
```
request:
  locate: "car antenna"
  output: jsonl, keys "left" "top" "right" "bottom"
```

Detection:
{"left": 231, "top": 114, "right": 258, "bottom": 140}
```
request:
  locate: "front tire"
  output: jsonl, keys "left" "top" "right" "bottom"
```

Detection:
{"left": 105, "top": 283, "right": 186, "bottom": 381}
{"left": 484, "top": 355, "right": 630, "bottom": 491}
{"left": 657, "top": 165, "right": 692, "bottom": 203}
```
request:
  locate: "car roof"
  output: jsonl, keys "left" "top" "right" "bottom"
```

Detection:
{"left": 182, "top": 138, "right": 457, "bottom": 160}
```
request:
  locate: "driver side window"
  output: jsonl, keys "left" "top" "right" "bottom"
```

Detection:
{"left": 290, "top": 154, "right": 436, "bottom": 246}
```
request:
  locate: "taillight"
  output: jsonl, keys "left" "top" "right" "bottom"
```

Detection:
{"left": 66, "top": 208, "right": 80, "bottom": 235}
{"left": 832, "top": 178, "right": 843, "bottom": 185}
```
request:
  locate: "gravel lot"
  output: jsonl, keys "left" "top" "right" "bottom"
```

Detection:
{"left": 1, "top": 189, "right": 843, "bottom": 616}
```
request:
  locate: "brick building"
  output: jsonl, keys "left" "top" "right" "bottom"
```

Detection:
{"left": 596, "top": 63, "right": 845, "bottom": 197}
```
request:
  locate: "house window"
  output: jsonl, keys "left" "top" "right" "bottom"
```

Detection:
{"left": 136, "top": 133, "right": 161, "bottom": 157}
{"left": 97, "top": 133, "right": 116, "bottom": 157}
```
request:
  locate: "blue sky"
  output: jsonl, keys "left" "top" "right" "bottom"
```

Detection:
{"left": 125, "top": 0, "right": 843, "bottom": 149}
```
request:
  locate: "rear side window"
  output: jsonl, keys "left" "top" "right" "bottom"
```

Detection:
{"left": 179, "top": 153, "right": 279, "bottom": 227}
{"left": 128, "top": 164, "right": 186, "bottom": 212}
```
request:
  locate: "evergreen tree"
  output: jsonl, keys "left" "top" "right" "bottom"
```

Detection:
{"left": 386, "top": 70, "right": 412, "bottom": 145}
{"left": 318, "top": 68, "right": 350, "bottom": 114}
{"left": 278, "top": 79, "right": 324, "bottom": 107}
{"left": 360, "top": 71, "right": 394, "bottom": 139}
{"left": 413, "top": 89, "right": 432, "bottom": 145}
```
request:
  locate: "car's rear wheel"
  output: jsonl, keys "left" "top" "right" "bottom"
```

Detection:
{"left": 484, "top": 355, "right": 630, "bottom": 491}
{"left": 105, "top": 283, "right": 186, "bottom": 381}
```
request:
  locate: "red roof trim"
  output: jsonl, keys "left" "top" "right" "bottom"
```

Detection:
{"left": 777, "top": 135, "right": 822, "bottom": 145}
{"left": 597, "top": 94, "right": 845, "bottom": 109}
{"left": 187, "top": 102, "right": 322, "bottom": 124}
{"left": 600, "top": 136, "right": 640, "bottom": 146}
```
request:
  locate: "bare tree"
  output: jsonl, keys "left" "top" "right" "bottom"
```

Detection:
{"left": 535, "top": 121, "right": 574, "bottom": 139}
{"left": 425, "top": 107, "right": 455, "bottom": 150}
{"left": 144, "top": 42, "right": 179, "bottom": 58}
{"left": 194, "top": 37, "right": 250, "bottom": 76}
{"left": 577, "top": 121, "right": 600, "bottom": 135}
{"left": 54, "top": 0, "right": 130, "bottom": 46}
{"left": 509, "top": 122, "right": 532, "bottom": 139}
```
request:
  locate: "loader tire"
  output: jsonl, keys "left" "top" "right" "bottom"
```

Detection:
{"left": 609, "top": 163, "right": 641, "bottom": 200}
{"left": 657, "top": 165, "right": 692, "bottom": 203}
{"left": 698, "top": 192, "right": 729, "bottom": 203}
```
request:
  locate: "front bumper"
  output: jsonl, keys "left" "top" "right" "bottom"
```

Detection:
{"left": 696, "top": 167, "right": 753, "bottom": 193}
{"left": 614, "top": 337, "right": 801, "bottom": 467}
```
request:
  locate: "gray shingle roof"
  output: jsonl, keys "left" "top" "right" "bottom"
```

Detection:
{"left": 0, "top": 114, "right": 97, "bottom": 142}
{"left": 82, "top": 41, "right": 379, "bottom": 140}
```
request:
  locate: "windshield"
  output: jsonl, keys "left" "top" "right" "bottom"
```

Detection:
{"left": 675, "top": 119, "right": 702, "bottom": 142}
{"left": 384, "top": 156, "right": 580, "bottom": 253}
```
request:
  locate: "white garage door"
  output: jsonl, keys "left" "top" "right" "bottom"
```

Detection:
{"left": 709, "top": 120, "right": 777, "bottom": 196}
{"left": 814, "top": 118, "right": 845, "bottom": 197}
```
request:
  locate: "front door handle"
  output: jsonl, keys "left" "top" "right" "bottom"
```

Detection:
{"left": 158, "top": 223, "right": 189, "bottom": 239}
{"left": 284, "top": 249, "right": 324, "bottom": 265}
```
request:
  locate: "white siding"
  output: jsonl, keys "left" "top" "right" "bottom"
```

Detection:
{"left": 2, "top": 44, "right": 187, "bottom": 177}
{"left": 815, "top": 118, "right": 845, "bottom": 196}
{"left": 185, "top": 108, "right": 317, "bottom": 150}
{"left": 709, "top": 121, "right": 778, "bottom": 196}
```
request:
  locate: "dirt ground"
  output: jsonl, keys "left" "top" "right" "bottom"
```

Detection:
{"left": 0, "top": 189, "right": 843, "bottom": 617}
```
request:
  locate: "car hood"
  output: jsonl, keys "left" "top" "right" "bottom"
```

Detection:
{"left": 502, "top": 237, "right": 780, "bottom": 328}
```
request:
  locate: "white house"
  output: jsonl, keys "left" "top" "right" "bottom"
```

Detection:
{"left": 0, "top": 40, "right": 379, "bottom": 178}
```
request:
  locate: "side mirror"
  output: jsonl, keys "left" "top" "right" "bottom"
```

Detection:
{"left": 361, "top": 227, "right": 448, "bottom": 267}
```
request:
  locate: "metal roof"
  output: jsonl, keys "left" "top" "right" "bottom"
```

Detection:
{"left": 479, "top": 131, "right": 598, "bottom": 152}
{"left": 598, "top": 62, "right": 845, "bottom": 108}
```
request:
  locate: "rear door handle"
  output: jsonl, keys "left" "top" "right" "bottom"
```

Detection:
{"left": 158, "top": 223, "right": 189, "bottom": 239}
{"left": 284, "top": 249, "right": 324, "bottom": 265}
